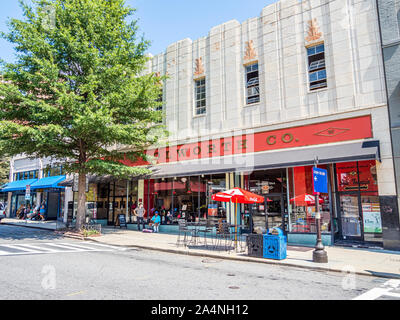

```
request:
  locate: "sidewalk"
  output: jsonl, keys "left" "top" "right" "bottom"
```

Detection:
{"left": 1, "top": 218, "right": 62, "bottom": 230}
{"left": 2, "top": 218, "right": 400, "bottom": 279}
{"left": 81, "top": 227, "right": 400, "bottom": 279}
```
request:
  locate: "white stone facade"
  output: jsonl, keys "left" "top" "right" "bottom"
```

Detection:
{"left": 146, "top": 0, "right": 395, "bottom": 196}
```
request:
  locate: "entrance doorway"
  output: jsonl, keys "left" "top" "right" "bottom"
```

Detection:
{"left": 242, "top": 169, "right": 288, "bottom": 234}
{"left": 335, "top": 161, "right": 383, "bottom": 245}
{"left": 337, "top": 192, "right": 383, "bottom": 244}
{"left": 338, "top": 193, "right": 362, "bottom": 241}
{"left": 108, "top": 196, "right": 129, "bottom": 226}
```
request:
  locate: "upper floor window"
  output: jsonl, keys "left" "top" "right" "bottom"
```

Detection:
{"left": 42, "top": 166, "right": 63, "bottom": 178}
{"left": 14, "top": 170, "right": 39, "bottom": 181}
{"left": 155, "top": 89, "right": 163, "bottom": 112}
{"left": 307, "top": 44, "right": 327, "bottom": 91}
{"left": 195, "top": 78, "right": 206, "bottom": 115}
{"left": 155, "top": 89, "right": 164, "bottom": 124}
{"left": 245, "top": 63, "right": 260, "bottom": 105}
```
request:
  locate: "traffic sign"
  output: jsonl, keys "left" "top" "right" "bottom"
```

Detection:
{"left": 313, "top": 167, "right": 328, "bottom": 194}
{"left": 25, "top": 185, "right": 31, "bottom": 200}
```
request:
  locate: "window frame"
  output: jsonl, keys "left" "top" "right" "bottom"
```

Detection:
{"left": 194, "top": 77, "right": 207, "bottom": 116}
{"left": 306, "top": 43, "right": 327, "bottom": 92}
{"left": 245, "top": 62, "right": 260, "bottom": 105}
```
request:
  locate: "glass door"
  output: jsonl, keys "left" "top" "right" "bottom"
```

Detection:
{"left": 338, "top": 193, "right": 363, "bottom": 240}
{"left": 361, "top": 193, "right": 383, "bottom": 244}
{"left": 266, "top": 194, "right": 284, "bottom": 231}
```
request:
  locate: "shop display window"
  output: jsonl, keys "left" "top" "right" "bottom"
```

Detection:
{"left": 288, "top": 165, "right": 331, "bottom": 234}
{"left": 336, "top": 160, "right": 378, "bottom": 192}
{"left": 144, "top": 174, "right": 227, "bottom": 225}
{"left": 242, "top": 169, "right": 287, "bottom": 234}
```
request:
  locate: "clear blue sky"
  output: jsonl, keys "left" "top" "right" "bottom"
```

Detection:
{"left": 0, "top": 0, "right": 277, "bottom": 63}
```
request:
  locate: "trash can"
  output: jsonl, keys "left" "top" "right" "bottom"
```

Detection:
{"left": 247, "top": 234, "right": 264, "bottom": 257}
{"left": 263, "top": 228, "right": 287, "bottom": 260}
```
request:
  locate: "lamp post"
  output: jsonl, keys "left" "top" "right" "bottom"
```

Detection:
{"left": 312, "top": 158, "right": 328, "bottom": 263}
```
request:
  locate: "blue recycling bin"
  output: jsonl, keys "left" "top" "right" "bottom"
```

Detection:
{"left": 263, "top": 228, "right": 287, "bottom": 260}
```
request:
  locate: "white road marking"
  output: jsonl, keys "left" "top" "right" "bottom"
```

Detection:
{"left": 0, "top": 244, "right": 43, "bottom": 254}
{"left": 14, "top": 244, "right": 59, "bottom": 253}
{"left": 41, "top": 243, "right": 95, "bottom": 252}
{"left": 353, "top": 280, "right": 400, "bottom": 300}
{"left": 0, "top": 241, "right": 126, "bottom": 256}
{"left": 80, "top": 242, "right": 127, "bottom": 251}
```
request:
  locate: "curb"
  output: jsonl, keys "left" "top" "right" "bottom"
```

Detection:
{"left": 75, "top": 235, "right": 400, "bottom": 280}
{"left": 1, "top": 222, "right": 58, "bottom": 232}
{"left": 3, "top": 223, "right": 399, "bottom": 280}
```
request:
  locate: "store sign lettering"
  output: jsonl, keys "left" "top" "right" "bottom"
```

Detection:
{"left": 122, "top": 116, "right": 373, "bottom": 167}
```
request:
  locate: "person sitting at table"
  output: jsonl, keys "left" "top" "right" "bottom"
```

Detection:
{"left": 150, "top": 211, "right": 161, "bottom": 233}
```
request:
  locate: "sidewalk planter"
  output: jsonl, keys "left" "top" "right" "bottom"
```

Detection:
{"left": 263, "top": 228, "right": 287, "bottom": 260}
{"left": 247, "top": 234, "right": 264, "bottom": 257}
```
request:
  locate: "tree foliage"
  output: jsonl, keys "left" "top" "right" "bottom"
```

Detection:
{"left": 0, "top": 157, "right": 10, "bottom": 185}
{"left": 0, "top": 0, "right": 166, "bottom": 228}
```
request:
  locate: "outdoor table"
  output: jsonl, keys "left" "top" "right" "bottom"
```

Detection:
{"left": 185, "top": 222, "right": 208, "bottom": 246}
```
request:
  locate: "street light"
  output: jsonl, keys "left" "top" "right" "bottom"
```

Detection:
{"left": 313, "top": 157, "right": 328, "bottom": 263}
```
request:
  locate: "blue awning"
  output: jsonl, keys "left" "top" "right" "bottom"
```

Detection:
{"left": 0, "top": 179, "right": 38, "bottom": 192}
{"left": 30, "top": 176, "right": 66, "bottom": 190}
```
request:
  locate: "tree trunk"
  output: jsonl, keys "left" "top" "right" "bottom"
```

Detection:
{"left": 75, "top": 172, "right": 87, "bottom": 231}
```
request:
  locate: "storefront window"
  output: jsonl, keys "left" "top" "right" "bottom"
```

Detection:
{"left": 361, "top": 193, "right": 382, "bottom": 242}
{"left": 73, "top": 184, "right": 97, "bottom": 222}
{"left": 335, "top": 160, "right": 382, "bottom": 244}
{"left": 153, "top": 178, "right": 174, "bottom": 224}
{"left": 288, "top": 165, "right": 331, "bottom": 234}
{"left": 172, "top": 177, "right": 195, "bottom": 221}
{"left": 144, "top": 174, "right": 227, "bottom": 225}
{"left": 201, "top": 174, "right": 227, "bottom": 222}
{"left": 242, "top": 169, "right": 287, "bottom": 234}
{"left": 96, "top": 183, "right": 109, "bottom": 220}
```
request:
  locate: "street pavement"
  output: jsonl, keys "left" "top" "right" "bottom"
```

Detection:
{"left": 4, "top": 218, "right": 400, "bottom": 279}
{"left": 0, "top": 224, "right": 399, "bottom": 300}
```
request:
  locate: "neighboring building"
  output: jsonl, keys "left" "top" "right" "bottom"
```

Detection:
{"left": 376, "top": 0, "right": 400, "bottom": 250}
{"left": 1, "top": 156, "right": 70, "bottom": 222}
{"left": 2, "top": 0, "right": 399, "bottom": 250}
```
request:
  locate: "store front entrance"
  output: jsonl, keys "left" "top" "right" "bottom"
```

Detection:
{"left": 338, "top": 193, "right": 363, "bottom": 241}
{"left": 335, "top": 161, "right": 383, "bottom": 246}
{"left": 107, "top": 196, "right": 129, "bottom": 226}
{"left": 246, "top": 193, "right": 286, "bottom": 234}
{"left": 242, "top": 169, "right": 288, "bottom": 234}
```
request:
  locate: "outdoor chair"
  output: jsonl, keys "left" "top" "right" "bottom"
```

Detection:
{"left": 197, "top": 219, "right": 214, "bottom": 249}
{"left": 176, "top": 219, "right": 191, "bottom": 247}
{"left": 214, "top": 222, "right": 234, "bottom": 252}
{"left": 236, "top": 232, "right": 248, "bottom": 253}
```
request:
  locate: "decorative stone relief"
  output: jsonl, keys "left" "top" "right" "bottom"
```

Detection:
{"left": 154, "top": 72, "right": 162, "bottom": 86}
{"left": 305, "top": 18, "right": 323, "bottom": 42}
{"left": 244, "top": 40, "right": 257, "bottom": 61}
{"left": 194, "top": 57, "right": 205, "bottom": 77}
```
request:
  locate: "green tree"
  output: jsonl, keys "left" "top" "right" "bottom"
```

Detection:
{"left": 0, "top": 0, "right": 165, "bottom": 230}
{"left": 0, "top": 157, "right": 10, "bottom": 185}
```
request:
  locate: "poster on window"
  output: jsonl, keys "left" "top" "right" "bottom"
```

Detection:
{"left": 208, "top": 204, "right": 218, "bottom": 217}
{"left": 362, "top": 203, "right": 382, "bottom": 233}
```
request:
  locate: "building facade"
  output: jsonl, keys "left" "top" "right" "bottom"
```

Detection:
{"left": 2, "top": 0, "right": 399, "bottom": 250}
{"left": 131, "top": 0, "right": 396, "bottom": 249}
{"left": 2, "top": 156, "right": 70, "bottom": 222}
{"left": 376, "top": 0, "right": 400, "bottom": 250}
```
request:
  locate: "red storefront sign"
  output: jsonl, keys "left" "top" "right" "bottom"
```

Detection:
{"left": 123, "top": 115, "right": 372, "bottom": 166}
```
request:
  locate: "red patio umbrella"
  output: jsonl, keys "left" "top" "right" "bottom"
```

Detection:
{"left": 290, "top": 193, "right": 323, "bottom": 206}
{"left": 212, "top": 188, "right": 264, "bottom": 250}
{"left": 212, "top": 187, "right": 265, "bottom": 204}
